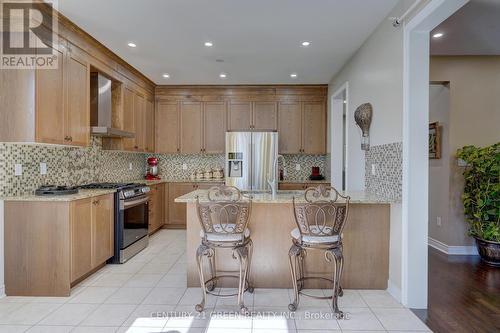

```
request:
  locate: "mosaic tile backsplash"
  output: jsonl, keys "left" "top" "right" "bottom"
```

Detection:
{"left": 0, "top": 137, "right": 145, "bottom": 196}
{"left": 365, "top": 142, "right": 402, "bottom": 201}
{"left": 0, "top": 136, "right": 328, "bottom": 196}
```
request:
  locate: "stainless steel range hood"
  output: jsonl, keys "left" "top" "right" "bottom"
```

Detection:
{"left": 90, "top": 73, "right": 134, "bottom": 138}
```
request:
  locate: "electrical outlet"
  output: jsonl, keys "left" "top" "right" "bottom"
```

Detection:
{"left": 40, "top": 162, "right": 47, "bottom": 175}
{"left": 436, "top": 216, "right": 442, "bottom": 227}
{"left": 295, "top": 163, "right": 301, "bottom": 171}
{"left": 371, "top": 164, "right": 377, "bottom": 176}
{"left": 182, "top": 163, "right": 188, "bottom": 170}
{"left": 14, "top": 164, "right": 22, "bottom": 176}
{"left": 129, "top": 162, "right": 133, "bottom": 171}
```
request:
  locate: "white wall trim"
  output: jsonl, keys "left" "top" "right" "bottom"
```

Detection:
{"left": 402, "top": 0, "right": 468, "bottom": 309}
{"left": 387, "top": 279, "right": 402, "bottom": 303}
{"left": 330, "top": 82, "right": 349, "bottom": 191}
{"left": 0, "top": 285, "right": 5, "bottom": 299}
{"left": 428, "top": 237, "right": 479, "bottom": 255}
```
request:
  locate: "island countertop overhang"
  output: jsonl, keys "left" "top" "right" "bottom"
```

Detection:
{"left": 175, "top": 189, "right": 394, "bottom": 204}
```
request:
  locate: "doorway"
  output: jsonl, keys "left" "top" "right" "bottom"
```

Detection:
{"left": 331, "top": 83, "right": 348, "bottom": 191}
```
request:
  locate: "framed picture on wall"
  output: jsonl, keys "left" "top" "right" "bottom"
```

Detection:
{"left": 429, "top": 122, "right": 441, "bottom": 159}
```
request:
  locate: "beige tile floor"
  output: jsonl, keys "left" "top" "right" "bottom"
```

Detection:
{"left": 0, "top": 230, "right": 431, "bottom": 333}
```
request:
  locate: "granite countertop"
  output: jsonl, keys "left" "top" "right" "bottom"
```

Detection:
{"left": 175, "top": 189, "right": 392, "bottom": 204}
{"left": 1, "top": 189, "right": 117, "bottom": 202}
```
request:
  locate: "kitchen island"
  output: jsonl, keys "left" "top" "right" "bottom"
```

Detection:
{"left": 176, "top": 190, "right": 392, "bottom": 289}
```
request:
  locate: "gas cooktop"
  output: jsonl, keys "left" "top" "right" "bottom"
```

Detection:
{"left": 35, "top": 185, "right": 79, "bottom": 196}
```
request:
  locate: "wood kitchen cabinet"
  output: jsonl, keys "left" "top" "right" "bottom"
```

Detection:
{"left": 148, "top": 183, "right": 165, "bottom": 234}
{"left": 145, "top": 98, "right": 155, "bottom": 153}
{"left": 253, "top": 101, "right": 278, "bottom": 130}
{"left": 203, "top": 102, "right": 226, "bottom": 153}
{"left": 180, "top": 101, "right": 203, "bottom": 154}
{"left": 228, "top": 101, "right": 277, "bottom": 131}
{"left": 70, "top": 198, "right": 93, "bottom": 283}
{"left": 122, "top": 87, "right": 136, "bottom": 151}
{"left": 302, "top": 101, "right": 326, "bottom": 154}
{"left": 35, "top": 41, "right": 90, "bottom": 146}
{"left": 134, "top": 93, "right": 146, "bottom": 151}
{"left": 4, "top": 193, "right": 114, "bottom": 296}
{"left": 165, "top": 182, "right": 223, "bottom": 229}
{"left": 92, "top": 194, "right": 114, "bottom": 266}
{"left": 167, "top": 183, "right": 196, "bottom": 228}
{"left": 278, "top": 102, "right": 302, "bottom": 154}
{"left": 71, "top": 194, "right": 114, "bottom": 283}
{"left": 277, "top": 101, "right": 326, "bottom": 154}
{"left": 156, "top": 102, "right": 180, "bottom": 153}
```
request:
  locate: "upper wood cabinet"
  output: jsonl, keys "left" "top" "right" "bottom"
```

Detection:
{"left": 180, "top": 101, "right": 203, "bottom": 154}
{"left": 65, "top": 46, "right": 90, "bottom": 147}
{"left": 228, "top": 101, "right": 252, "bottom": 130}
{"left": 253, "top": 101, "right": 277, "bottom": 130}
{"left": 134, "top": 93, "right": 146, "bottom": 151}
{"left": 35, "top": 42, "right": 90, "bottom": 146}
{"left": 228, "top": 101, "right": 277, "bottom": 131}
{"left": 302, "top": 101, "right": 326, "bottom": 154}
{"left": 36, "top": 45, "right": 65, "bottom": 145}
{"left": 278, "top": 101, "right": 326, "bottom": 154}
{"left": 203, "top": 102, "right": 226, "bottom": 154}
{"left": 122, "top": 87, "right": 136, "bottom": 151}
{"left": 278, "top": 102, "right": 302, "bottom": 154}
{"left": 145, "top": 99, "right": 155, "bottom": 153}
{"left": 156, "top": 102, "right": 180, "bottom": 153}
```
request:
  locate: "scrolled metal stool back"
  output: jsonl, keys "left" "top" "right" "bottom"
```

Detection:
{"left": 292, "top": 185, "right": 350, "bottom": 242}
{"left": 196, "top": 185, "right": 251, "bottom": 242}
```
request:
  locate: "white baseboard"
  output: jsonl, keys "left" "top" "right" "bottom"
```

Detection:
{"left": 428, "top": 237, "right": 478, "bottom": 255}
{"left": 386, "top": 279, "right": 402, "bottom": 303}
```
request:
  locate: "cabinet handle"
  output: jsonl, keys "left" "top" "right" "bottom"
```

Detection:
{"left": 69, "top": 136, "right": 73, "bottom": 142}
{"left": 177, "top": 148, "right": 180, "bottom": 152}
{"left": 134, "top": 145, "right": 138, "bottom": 149}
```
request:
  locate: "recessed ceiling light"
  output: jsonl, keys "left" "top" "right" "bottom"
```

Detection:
{"left": 301, "top": 41, "right": 311, "bottom": 47}
{"left": 432, "top": 33, "right": 444, "bottom": 38}
{"left": 204, "top": 41, "right": 213, "bottom": 47}
{"left": 162, "top": 73, "right": 170, "bottom": 78}
{"left": 290, "top": 73, "right": 297, "bottom": 78}
{"left": 219, "top": 73, "right": 227, "bottom": 79}
{"left": 127, "top": 42, "right": 137, "bottom": 48}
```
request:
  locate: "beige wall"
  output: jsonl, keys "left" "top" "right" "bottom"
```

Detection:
{"left": 430, "top": 56, "right": 500, "bottom": 246}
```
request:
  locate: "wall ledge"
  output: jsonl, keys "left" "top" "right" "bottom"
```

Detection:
{"left": 428, "top": 237, "right": 478, "bottom": 256}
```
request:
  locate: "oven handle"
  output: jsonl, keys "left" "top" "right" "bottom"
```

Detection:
{"left": 123, "top": 195, "right": 149, "bottom": 209}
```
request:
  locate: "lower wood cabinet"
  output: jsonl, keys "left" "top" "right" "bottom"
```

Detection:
{"left": 165, "top": 182, "right": 223, "bottom": 229}
{"left": 71, "top": 194, "right": 114, "bottom": 283}
{"left": 4, "top": 194, "right": 114, "bottom": 296}
{"left": 148, "top": 183, "right": 165, "bottom": 234}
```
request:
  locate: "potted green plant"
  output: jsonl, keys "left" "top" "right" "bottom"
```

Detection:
{"left": 457, "top": 143, "right": 500, "bottom": 266}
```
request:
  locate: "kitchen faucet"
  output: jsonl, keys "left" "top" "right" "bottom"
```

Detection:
{"left": 267, "top": 154, "right": 285, "bottom": 198}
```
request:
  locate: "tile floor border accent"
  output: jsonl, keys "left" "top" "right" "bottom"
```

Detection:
{"left": 0, "top": 230, "right": 430, "bottom": 333}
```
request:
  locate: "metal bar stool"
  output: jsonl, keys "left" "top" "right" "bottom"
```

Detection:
{"left": 288, "top": 185, "right": 350, "bottom": 317}
{"left": 194, "top": 185, "right": 254, "bottom": 314}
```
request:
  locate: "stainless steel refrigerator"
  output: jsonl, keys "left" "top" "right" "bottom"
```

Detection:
{"left": 225, "top": 131, "right": 278, "bottom": 191}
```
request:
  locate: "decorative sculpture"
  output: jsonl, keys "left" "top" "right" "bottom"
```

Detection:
{"left": 354, "top": 103, "right": 372, "bottom": 151}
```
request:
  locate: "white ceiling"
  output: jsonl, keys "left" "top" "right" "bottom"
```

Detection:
{"left": 431, "top": 0, "right": 500, "bottom": 55}
{"left": 58, "top": 0, "right": 398, "bottom": 85}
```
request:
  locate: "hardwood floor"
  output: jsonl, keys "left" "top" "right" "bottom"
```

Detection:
{"left": 414, "top": 247, "right": 500, "bottom": 333}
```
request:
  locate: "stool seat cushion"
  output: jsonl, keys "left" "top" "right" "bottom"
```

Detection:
{"left": 200, "top": 223, "right": 250, "bottom": 242}
{"left": 291, "top": 227, "right": 339, "bottom": 244}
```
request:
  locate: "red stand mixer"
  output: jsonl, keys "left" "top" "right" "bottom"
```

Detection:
{"left": 145, "top": 157, "right": 161, "bottom": 180}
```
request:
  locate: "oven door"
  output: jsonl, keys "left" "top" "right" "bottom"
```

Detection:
{"left": 121, "top": 195, "right": 149, "bottom": 249}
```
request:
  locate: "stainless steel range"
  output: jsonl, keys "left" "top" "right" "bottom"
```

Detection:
{"left": 80, "top": 182, "right": 150, "bottom": 263}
